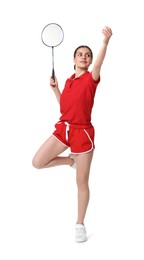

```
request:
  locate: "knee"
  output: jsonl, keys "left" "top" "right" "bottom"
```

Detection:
{"left": 76, "top": 178, "right": 89, "bottom": 190}
{"left": 32, "top": 157, "right": 42, "bottom": 169}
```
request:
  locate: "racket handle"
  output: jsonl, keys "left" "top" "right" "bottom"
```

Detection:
{"left": 52, "top": 68, "right": 55, "bottom": 82}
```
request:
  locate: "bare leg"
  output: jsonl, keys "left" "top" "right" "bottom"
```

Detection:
{"left": 32, "top": 135, "right": 74, "bottom": 169}
{"left": 76, "top": 151, "right": 94, "bottom": 224}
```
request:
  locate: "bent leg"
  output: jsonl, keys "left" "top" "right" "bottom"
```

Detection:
{"left": 32, "top": 135, "right": 74, "bottom": 169}
{"left": 76, "top": 151, "right": 94, "bottom": 224}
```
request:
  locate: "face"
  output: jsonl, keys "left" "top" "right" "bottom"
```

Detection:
{"left": 74, "top": 47, "right": 92, "bottom": 70}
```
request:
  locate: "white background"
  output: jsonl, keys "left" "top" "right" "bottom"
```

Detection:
{"left": 0, "top": 0, "right": 144, "bottom": 259}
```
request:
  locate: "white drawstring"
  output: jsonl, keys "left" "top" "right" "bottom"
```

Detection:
{"left": 64, "top": 122, "right": 70, "bottom": 141}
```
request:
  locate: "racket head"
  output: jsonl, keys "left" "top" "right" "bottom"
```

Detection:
{"left": 41, "top": 23, "right": 64, "bottom": 47}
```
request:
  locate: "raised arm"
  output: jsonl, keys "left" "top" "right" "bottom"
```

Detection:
{"left": 49, "top": 76, "right": 61, "bottom": 104}
{"left": 92, "top": 26, "right": 112, "bottom": 81}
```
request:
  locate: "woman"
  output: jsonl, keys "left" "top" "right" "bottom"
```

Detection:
{"left": 32, "top": 26, "right": 112, "bottom": 242}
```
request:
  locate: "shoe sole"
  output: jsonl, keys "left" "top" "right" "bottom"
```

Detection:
{"left": 75, "top": 238, "right": 87, "bottom": 243}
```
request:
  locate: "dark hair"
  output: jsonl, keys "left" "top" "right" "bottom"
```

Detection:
{"left": 73, "top": 45, "right": 93, "bottom": 70}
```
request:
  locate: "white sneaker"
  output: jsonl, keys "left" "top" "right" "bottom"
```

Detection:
{"left": 75, "top": 224, "right": 87, "bottom": 242}
{"left": 69, "top": 153, "right": 76, "bottom": 169}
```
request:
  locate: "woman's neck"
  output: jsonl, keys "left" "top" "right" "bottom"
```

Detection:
{"left": 75, "top": 68, "right": 88, "bottom": 78}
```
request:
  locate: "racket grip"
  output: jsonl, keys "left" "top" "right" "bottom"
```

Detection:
{"left": 52, "top": 68, "right": 55, "bottom": 82}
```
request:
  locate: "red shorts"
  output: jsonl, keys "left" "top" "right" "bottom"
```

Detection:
{"left": 52, "top": 121, "right": 95, "bottom": 154}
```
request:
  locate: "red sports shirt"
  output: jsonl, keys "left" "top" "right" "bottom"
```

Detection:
{"left": 59, "top": 71, "right": 100, "bottom": 125}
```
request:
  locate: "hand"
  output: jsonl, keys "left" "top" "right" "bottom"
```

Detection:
{"left": 102, "top": 26, "right": 112, "bottom": 44}
{"left": 49, "top": 76, "right": 58, "bottom": 89}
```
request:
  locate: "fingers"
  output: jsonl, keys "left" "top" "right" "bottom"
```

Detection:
{"left": 50, "top": 77, "right": 55, "bottom": 85}
{"left": 102, "top": 26, "right": 112, "bottom": 37}
{"left": 50, "top": 76, "right": 57, "bottom": 88}
{"left": 102, "top": 26, "right": 112, "bottom": 44}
